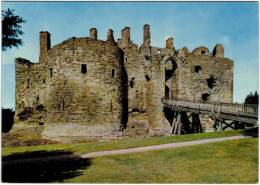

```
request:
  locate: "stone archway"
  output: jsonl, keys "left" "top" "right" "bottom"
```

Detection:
{"left": 163, "top": 56, "right": 179, "bottom": 131}
{"left": 164, "top": 57, "right": 177, "bottom": 99}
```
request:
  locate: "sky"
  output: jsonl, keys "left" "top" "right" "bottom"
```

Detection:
{"left": 1, "top": 1, "right": 259, "bottom": 109}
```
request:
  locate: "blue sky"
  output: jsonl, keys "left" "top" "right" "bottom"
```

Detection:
{"left": 1, "top": 2, "right": 259, "bottom": 109}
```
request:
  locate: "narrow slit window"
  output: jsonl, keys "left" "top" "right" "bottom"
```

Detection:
{"left": 27, "top": 78, "right": 30, "bottom": 88}
{"left": 112, "top": 69, "right": 115, "bottom": 78}
{"left": 81, "top": 64, "right": 87, "bottom": 74}
{"left": 36, "top": 96, "right": 39, "bottom": 104}
{"left": 50, "top": 68, "right": 53, "bottom": 77}
{"left": 129, "top": 77, "right": 135, "bottom": 88}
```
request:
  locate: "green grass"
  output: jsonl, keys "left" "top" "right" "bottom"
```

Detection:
{"left": 3, "top": 129, "right": 243, "bottom": 156}
{"left": 65, "top": 138, "right": 258, "bottom": 183}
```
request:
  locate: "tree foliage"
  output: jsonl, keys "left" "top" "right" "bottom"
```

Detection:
{"left": 2, "top": 108, "right": 15, "bottom": 133}
{"left": 2, "top": 8, "right": 25, "bottom": 51}
{"left": 244, "top": 91, "right": 259, "bottom": 105}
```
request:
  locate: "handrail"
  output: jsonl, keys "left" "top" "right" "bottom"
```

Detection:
{"left": 162, "top": 98, "right": 258, "bottom": 117}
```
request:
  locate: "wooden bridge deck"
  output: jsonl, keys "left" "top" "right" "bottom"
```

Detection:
{"left": 162, "top": 99, "right": 258, "bottom": 124}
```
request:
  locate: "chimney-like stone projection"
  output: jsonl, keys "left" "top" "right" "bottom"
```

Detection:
{"left": 107, "top": 29, "right": 115, "bottom": 42}
{"left": 121, "top": 27, "right": 130, "bottom": 48}
{"left": 213, "top": 43, "right": 224, "bottom": 58}
{"left": 39, "top": 31, "right": 51, "bottom": 61}
{"left": 90, "top": 28, "right": 97, "bottom": 40}
{"left": 166, "top": 37, "right": 174, "bottom": 49}
{"left": 143, "top": 24, "right": 150, "bottom": 47}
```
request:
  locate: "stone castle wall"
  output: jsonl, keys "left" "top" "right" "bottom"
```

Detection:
{"left": 15, "top": 24, "right": 234, "bottom": 140}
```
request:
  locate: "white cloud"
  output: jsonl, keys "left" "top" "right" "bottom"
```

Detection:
{"left": 220, "top": 35, "right": 231, "bottom": 46}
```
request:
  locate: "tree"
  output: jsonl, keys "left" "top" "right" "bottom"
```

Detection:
{"left": 244, "top": 91, "right": 259, "bottom": 105}
{"left": 2, "top": 8, "right": 25, "bottom": 51}
{"left": 2, "top": 108, "right": 15, "bottom": 133}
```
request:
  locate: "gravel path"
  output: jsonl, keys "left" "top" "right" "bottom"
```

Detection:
{"left": 81, "top": 135, "right": 250, "bottom": 158}
{"left": 3, "top": 135, "right": 250, "bottom": 165}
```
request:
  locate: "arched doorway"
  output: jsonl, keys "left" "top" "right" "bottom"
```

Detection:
{"left": 165, "top": 58, "right": 177, "bottom": 99}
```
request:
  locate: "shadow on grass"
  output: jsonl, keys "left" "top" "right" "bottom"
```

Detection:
{"left": 2, "top": 150, "right": 91, "bottom": 182}
{"left": 242, "top": 127, "right": 258, "bottom": 138}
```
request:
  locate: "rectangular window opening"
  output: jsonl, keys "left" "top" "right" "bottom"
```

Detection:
{"left": 27, "top": 78, "right": 30, "bottom": 88}
{"left": 81, "top": 64, "right": 87, "bottom": 74}
{"left": 195, "top": 65, "right": 202, "bottom": 73}
{"left": 112, "top": 69, "right": 115, "bottom": 78}
{"left": 50, "top": 68, "right": 53, "bottom": 77}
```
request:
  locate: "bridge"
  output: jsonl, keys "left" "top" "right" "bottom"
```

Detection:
{"left": 162, "top": 98, "right": 258, "bottom": 135}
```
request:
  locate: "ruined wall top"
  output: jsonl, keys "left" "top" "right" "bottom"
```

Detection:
{"left": 212, "top": 44, "right": 224, "bottom": 58}
{"left": 38, "top": 25, "right": 229, "bottom": 63}
{"left": 191, "top": 46, "right": 210, "bottom": 56}
{"left": 39, "top": 31, "right": 51, "bottom": 62}
{"left": 15, "top": 57, "right": 34, "bottom": 65}
{"left": 142, "top": 24, "right": 150, "bottom": 47}
{"left": 89, "top": 28, "right": 97, "bottom": 40}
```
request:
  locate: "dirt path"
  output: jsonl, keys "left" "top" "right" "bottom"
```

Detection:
{"left": 80, "top": 135, "right": 250, "bottom": 158}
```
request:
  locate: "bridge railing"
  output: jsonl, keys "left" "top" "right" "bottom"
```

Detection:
{"left": 162, "top": 98, "right": 258, "bottom": 117}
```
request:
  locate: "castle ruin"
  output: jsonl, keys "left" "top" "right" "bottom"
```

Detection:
{"left": 15, "top": 24, "right": 233, "bottom": 141}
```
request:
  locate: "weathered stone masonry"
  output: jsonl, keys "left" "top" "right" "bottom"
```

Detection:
{"left": 15, "top": 24, "right": 233, "bottom": 141}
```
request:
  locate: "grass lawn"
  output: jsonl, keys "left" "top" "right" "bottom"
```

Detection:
{"left": 66, "top": 138, "right": 258, "bottom": 183}
{"left": 2, "top": 130, "right": 244, "bottom": 156}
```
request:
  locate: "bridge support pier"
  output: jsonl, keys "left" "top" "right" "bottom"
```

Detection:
{"left": 171, "top": 111, "right": 202, "bottom": 135}
{"left": 191, "top": 113, "right": 202, "bottom": 133}
{"left": 214, "top": 119, "right": 244, "bottom": 131}
{"left": 172, "top": 112, "right": 181, "bottom": 135}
